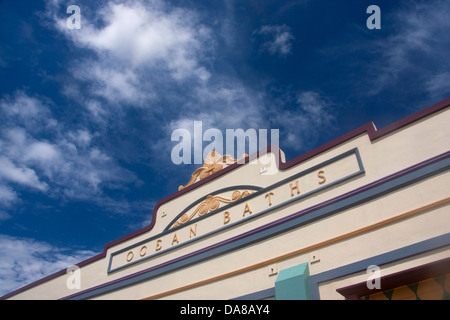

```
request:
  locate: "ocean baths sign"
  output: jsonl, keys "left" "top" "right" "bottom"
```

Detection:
{"left": 107, "top": 148, "right": 364, "bottom": 273}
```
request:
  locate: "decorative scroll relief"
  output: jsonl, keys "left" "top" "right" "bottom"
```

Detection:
{"left": 170, "top": 190, "right": 254, "bottom": 229}
{"left": 178, "top": 151, "right": 248, "bottom": 191}
{"left": 107, "top": 148, "right": 364, "bottom": 273}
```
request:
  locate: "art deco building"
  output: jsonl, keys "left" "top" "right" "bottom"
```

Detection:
{"left": 2, "top": 98, "right": 450, "bottom": 300}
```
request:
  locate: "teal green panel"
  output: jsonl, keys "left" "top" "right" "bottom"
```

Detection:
{"left": 275, "top": 263, "right": 310, "bottom": 300}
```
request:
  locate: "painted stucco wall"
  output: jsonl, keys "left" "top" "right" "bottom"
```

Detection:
{"left": 5, "top": 104, "right": 450, "bottom": 300}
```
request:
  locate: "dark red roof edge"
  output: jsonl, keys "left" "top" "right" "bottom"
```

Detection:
{"left": 2, "top": 97, "right": 449, "bottom": 299}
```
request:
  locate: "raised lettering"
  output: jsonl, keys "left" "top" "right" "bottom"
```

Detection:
{"left": 290, "top": 180, "right": 300, "bottom": 196}
{"left": 155, "top": 239, "right": 162, "bottom": 251}
{"left": 190, "top": 224, "right": 197, "bottom": 238}
{"left": 126, "top": 251, "right": 134, "bottom": 262}
{"left": 265, "top": 192, "right": 274, "bottom": 206}
{"left": 243, "top": 202, "right": 252, "bottom": 217}
{"left": 318, "top": 170, "right": 326, "bottom": 184}
{"left": 172, "top": 232, "right": 180, "bottom": 246}
{"left": 140, "top": 245, "right": 147, "bottom": 257}
{"left": 224, "top": 211, "right": 231, "bottom": 224}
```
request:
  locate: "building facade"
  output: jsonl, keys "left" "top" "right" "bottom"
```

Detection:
{"left": 3, "top": 98, "right": 450, "bottom": 300}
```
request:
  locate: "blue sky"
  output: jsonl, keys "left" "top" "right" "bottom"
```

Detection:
{"left": 1, "top": 0, "right": 449, "bottom": 296}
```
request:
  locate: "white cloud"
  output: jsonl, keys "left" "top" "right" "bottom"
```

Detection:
{"left": 0, "top": 91, "right": 139, "bottom": 211}
{"left": 0, "top": 211, "right": 11, "bottom": 221}
{"left": 367, "top": 1, "right": 450, "bottom": 96}
{"left": 0, "top": 156, "right": 48, "bottom": 192}
{"left": 67, "top": 129, "right": 92, "bottom": 148}
{"left": 255, "top": 24, "right": 294, "bottom": 57}
{"left": 272, "top": 91, "right": 335, "bottom": 151}
{"left": 44, "top": 0, "right": 273, "bottom": 165}
{"left": 71, "top": 61, "right": 154, "bottom": 106}
{"left": 193, "top": 83, "right": 267, "bottom": 129}
{"left": 163, "top": 89, "right": 335, "bottom": 164}
{"left": 44, "top": 0, "right": 329, "bottom": 170}
{"left": 425, "top": 72, "right": 450, "bottom": 100}
{"left": 0, "top": 234, "right": 97, "bottom": 297}
{"left": 25, "top": 142, "right": 61, "bottom": 163}
{"left": 1, "top": 92, "right": 47, "bottom": 118}
{"left": 49, "top": 0, "right": 212, "bottom": 108}
{"left": 0, "top": 186, "right": 17, "bottom": 208}
{"left": 77, "top": 1, "right": 210, "bottom": 77}
{"left": 0, "top": 92, "right": 52, "bottom": 133}
{"left": 153, "top": 79, "right": 269, "bottom": 167}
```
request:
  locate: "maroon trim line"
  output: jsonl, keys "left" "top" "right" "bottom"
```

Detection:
{"left": 60, "top": 149, "right": 450, "bottom": 300}
{"left": 336, "top": 257, "right": 450, "bottom": 300}
{"left": 2, "top": 97, "right": 449, "bottom": 300}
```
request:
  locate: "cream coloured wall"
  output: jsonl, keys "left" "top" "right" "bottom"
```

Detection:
{"left": 5, "top": 105, "right": 450, "bottom": 300}
{"left": 93, "top": 171, "right": 450, "bottom": 300}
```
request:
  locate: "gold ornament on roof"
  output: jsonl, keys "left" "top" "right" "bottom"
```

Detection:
{"left": 178, "top": 151, "right": 248, "bottom": 191}
{"left": 170, "top": 190, "right": 254, "bottom": 229}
